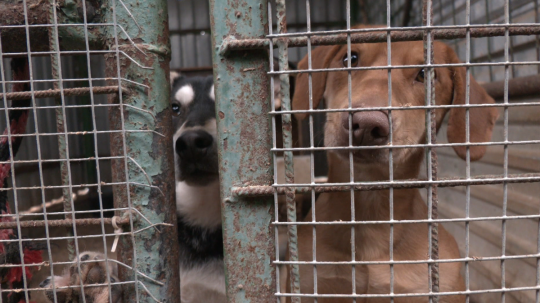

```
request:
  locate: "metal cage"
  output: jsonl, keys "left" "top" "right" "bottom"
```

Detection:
{"left": 210, "top": 0, "right": 540, "bottom": 302}
{"left": 0, "top": 0, "right": 178, "bottom": 302}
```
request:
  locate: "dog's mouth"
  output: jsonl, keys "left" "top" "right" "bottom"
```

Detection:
{"left": 176, "top": 151, "right": 219, "bottom": 185}
{"left": 335, "top": 148, "right": 390, "bottom": 163}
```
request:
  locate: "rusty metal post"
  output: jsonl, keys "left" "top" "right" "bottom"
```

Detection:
{"left": 103, "top": 0, "right": 179, "bottom": 302}
{"left": 209, "top": 0, "right": 276, "bottom": 302}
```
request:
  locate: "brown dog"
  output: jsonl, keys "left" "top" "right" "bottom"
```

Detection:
{"left": 286, "top": 32, "right": 498, "bottom": 302}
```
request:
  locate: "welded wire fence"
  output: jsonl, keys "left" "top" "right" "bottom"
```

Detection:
{"left": 0, "top": 0, "right": 178, "bottom": 302}
{"left": 213, "top": 0, "right": 540, "bottom": 302}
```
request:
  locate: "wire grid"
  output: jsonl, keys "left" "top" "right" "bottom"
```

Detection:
{"left": 265, "top": 0, "right": 540, "bottom": 302}
{"left": 0, "top": 0, "right": 175, "bottom": 302}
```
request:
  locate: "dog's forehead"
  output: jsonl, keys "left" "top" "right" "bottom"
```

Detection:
{"left": 172, "top": 76, "right": 214, "bottom": 106}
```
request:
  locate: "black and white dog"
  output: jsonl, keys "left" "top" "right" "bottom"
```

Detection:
{"left": 38, "top": 65, "right": 296, "bottom": 303}
{"left": 170, "top": 74, "right": 226, "bottom": 303}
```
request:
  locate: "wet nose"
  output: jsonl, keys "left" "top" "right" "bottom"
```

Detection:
{"left": 342, "top": 111, "right": 390, "bottom": 146}
{"left": 175, "top": 130, "right": 214, "bottom": 159}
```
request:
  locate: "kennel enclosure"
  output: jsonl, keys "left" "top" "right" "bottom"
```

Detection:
{"left": 1, "top": 0, "right": 179, "bottom": 302}
{"left": 1, "top": 0, "right": 540, "bottom": 302}
{"left": 209, "top": 0, "right": 540, "bottom": 302}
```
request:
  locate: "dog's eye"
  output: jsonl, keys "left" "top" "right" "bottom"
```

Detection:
{"left": 416, "top": 69, "right": 437, "bottom": 83}
{"left": 171, "top": 103, "right": 182, "bottom": 115}
{"left": 342, "top": 52, "right": 359, "bottom": 67}
{"left": 416, "top": 69, "right": 425, "bottom": 83}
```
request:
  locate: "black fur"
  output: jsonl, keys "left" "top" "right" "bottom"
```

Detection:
{"left": 177, "top": 215, "right": 223, "bottom": 268}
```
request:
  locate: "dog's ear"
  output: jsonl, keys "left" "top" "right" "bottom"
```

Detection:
{"left": 293, "top": 45, "right": 341, "bottom": 120}
{"left": 445, "top": 46, "right": 499, "bottom": 161}
{"left": 170, "top": 71, "right": 183, "bottom": 88}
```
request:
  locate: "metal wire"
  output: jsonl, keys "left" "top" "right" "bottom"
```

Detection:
{"left": 0, "top": 0, "right": 175, "bottom": 301}
{"left": 267, "top": 1, "right": 540, "bottom": 302}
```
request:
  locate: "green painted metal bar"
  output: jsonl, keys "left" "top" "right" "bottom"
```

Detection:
{"left": 102, "top": 0, "right": 179, "bottom": 302}
{"left": 209, "top": 0, "right": 276, "bottom": 302}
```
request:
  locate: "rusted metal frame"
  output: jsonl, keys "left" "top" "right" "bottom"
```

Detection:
{"left": 103, "top": 0, "right": 179, "bottom": 301}
{"left": 209, "top": 0, "right": 276, "bottom": 302}
{"left": 0, "top": 216, "right": 132, "bottom": 230}
{"left": 275, "top": 0, "right": 300, "bottom": 301}
{"left": 0, "top": 86, "right": 122, "bottom": 101}
{"left": 422, "top": 1, "right": 439, "bottom": 301}
{"left": 219, "top": 25, "right": 540, "bottom": 54}
{"left": 48, "top": 0, "right": 79, "bottom": 262}
{"left": 230, "top": 172, "right": 540, "bottom": 197}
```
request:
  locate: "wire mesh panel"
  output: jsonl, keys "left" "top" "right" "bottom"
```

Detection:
{"left": 212, "top": 0, "right": 540, "bottom": 302}
{"left": 0, "top": 0, "right": 178, "bottom": 302}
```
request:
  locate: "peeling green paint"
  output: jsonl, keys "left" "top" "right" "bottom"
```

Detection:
{"left": 210, "top": 0, "right": 276, "bottom": 302}
{"left": 103, "top": 0, "right": 179, "bottom": 302}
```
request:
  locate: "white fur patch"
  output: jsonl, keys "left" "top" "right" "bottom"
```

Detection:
{"left": 209, "top": 85, "right": 215, "bottom": 101}
{"left": 175, "top": 85, "right": 195, "bottom": 106}
{"left": 176, "top": 180, "right": 222, "bottom": 229}
{"left": 181, "top": 259, "right": 226, "bottom": 303}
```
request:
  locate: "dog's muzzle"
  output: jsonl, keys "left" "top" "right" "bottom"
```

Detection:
{"left": 341, "top": 110, "right": 390, "bottom": 146}
{"left": 176, "top": 130, "right": 214, "bottom": 160}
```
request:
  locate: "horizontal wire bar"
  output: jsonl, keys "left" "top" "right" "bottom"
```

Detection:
{"left": 231, "top": 173, "right": 540, "bottom": 197}
{"left": 275, "top": 285, "right": 540, "bottom": 298}
{"left": 271, "top": 139, "right": 540, "bottom": 152}
{"left": 274, "top": 253, "right": 540, "bottom": 265}
{"left": 267, "top": 61, "right": 540, "bottom": 75}
{"left": 266, "top": 23, "right": 540, "bottom": 38}
{"left": 272, "top": 213, "right": 540, "bottom": 225}
{"left": 270, "top": 100, "right": 540, "bottom": 115}
{"left": 220, "top": 25, "right": 540, "bottom": 54}
{"left": 0, "top": 129, "right": 161, "bottom": 139}
{"left": 0, "top": 216, "right": 131, "bottom": 230}
{"left": 1, "top": 86, "right": 124, "bottom": 101}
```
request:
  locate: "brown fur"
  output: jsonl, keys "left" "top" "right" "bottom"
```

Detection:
{"left": 40, "top": 252, "right": 122, "bottom": 303}
{"left": 286, "top": 26, "right": 498, "bottom": 303}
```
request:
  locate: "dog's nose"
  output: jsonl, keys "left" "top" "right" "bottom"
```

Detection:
{"left": 342, "top": 111, "right": 390, "bottom": 146}
{"left": 176, "top": 130, "right": 213, "bottom": 159}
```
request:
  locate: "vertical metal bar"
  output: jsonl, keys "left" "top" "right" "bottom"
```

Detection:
{"left": 305, "top": 1, "right": 318, "bottom": 302}
{"left": 47, "top": 0, "right": 77, "bottom": 261}
{"left": 464, "top": 1, "right": 472, "bottom": 302}
{"left": 501, "top": 0, "right": 510, "bottom": 302}
{"left": 276, "top": 1, "right": 300, "bottom": 301}
{"left": 536, "top": 0, "right": 540, "bottom": 75}
{"left": 422, "top": 0, "right": 439, "bottom": 302}
{"left": 537, "top": 4, "right": 540, "bottom": 301}
{"left": 268, "top": 7, "right": 281, "bottom": 303}
{"left": 80, "top": 0, "right": 115, "bottom": 300}
{"left": 386, "top": 1, "right": 394, "bottom": 302}
{"left": 209, "top": 0, "right": 276, "bottom": 302}
{"left": 484, "top": 0, "right": 494, "bottom": 82}
{"left": 345, "top": 0, "right": 356, "bottom": 300}
{"left": 103, "top": 0, "right": 179, "bottom": 302}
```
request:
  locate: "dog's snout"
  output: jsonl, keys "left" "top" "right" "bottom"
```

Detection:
{"left": 342, "top": 111, "right": 390, "bottom": 146}
{"left": 176, "top": 130, "right": 213, "bottom": 159}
